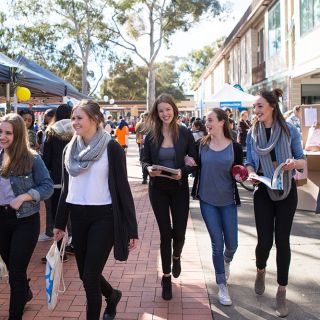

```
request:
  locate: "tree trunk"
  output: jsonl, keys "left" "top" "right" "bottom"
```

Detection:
{"left": 147, "top": 66, "right": 156, "bottom": 110}
{"left": 82, "top": 61, "right": 88, "bottom": 94}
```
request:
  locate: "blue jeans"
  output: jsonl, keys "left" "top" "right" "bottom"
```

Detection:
{"left": 200, "top": 201, "right": 238, "bottom": 285}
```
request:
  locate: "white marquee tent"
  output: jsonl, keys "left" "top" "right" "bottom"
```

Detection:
{"left": 203, "top": 83, "right": 256, "bottom": 109}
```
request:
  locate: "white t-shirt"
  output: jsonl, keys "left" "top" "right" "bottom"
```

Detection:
{"left": 66, "top": 149, "right": 112, "bottom": 205}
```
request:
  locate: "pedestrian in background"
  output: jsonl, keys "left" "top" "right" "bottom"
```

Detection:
{"left": 190, "top": 119, "right": 207, "bottom": 199}
{"left": 18, "top": 109, "right": 37, "bottom": 149}
{"left": 53, "top": 100, "right": 138, "bottom": 320}
{"left": 41, "top": 104, "right": 74, "bottom": 262}
{"left": 115, "top": 116, "right": 129, "bottom": 153}
{"left": 142, "top": 93, "right": 197, "bottom": 300}
{"left": 0, "top": 113, "right": 53, "bottom": 320}
{"left": 135, "top": 111, "right": 149, "bottom": 184}
{"left": 237, "top": 110, "right": 251, "bottom": 147}
{"left": 196, "top": 108, "right": 243, "bottom": 306}
{"left": 246, "top": 88, "right": 306, "bottom": 317}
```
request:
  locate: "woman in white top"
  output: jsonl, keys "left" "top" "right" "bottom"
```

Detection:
{"left": 54, "top": 100, "right": 138, "bottom": 320}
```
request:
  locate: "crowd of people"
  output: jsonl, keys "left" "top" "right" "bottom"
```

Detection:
{"left": 0, "top": 88, "right": 316, "bottom": 320}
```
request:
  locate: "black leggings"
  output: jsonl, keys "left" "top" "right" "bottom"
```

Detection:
{"left": 0, "top": 208, "right": 39, "bottom": 320}
{"left": 70, "top": 204, "right": 115, "bottom": 320}
{"left": 149, "top": 178, "right": 189, "bottom": 274}
{"left": 253, "top": 181, "right": 297, "bottom": 286}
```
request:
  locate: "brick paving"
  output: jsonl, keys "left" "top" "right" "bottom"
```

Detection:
{"left": 0, "top": 139, "right": 212, "bottom": 320}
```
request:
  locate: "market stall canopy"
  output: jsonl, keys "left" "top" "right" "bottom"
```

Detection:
{"left": 14, "top": 55, "right": 89, "bottom": 100}
{"left": 203, "top": 83, "right": 256, "bottom": 108}
{"left": 0, "top": 53, "right": 89, "bottom": 100}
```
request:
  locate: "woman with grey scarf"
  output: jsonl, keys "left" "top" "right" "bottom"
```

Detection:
{"left": 53, "top": 100, "right": 138, "bottom": 320}
{"left": 245, "top": 89, "right": 305, "bottom": 318}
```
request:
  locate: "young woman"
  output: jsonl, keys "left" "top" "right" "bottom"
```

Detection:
{"left": 18, "top": 109, "right": 37, "bottom": 149}
{"left": 0, "top": 113, "right": 53, "bottom": 320}
{"left": 142, "top": 93, "right": 197, "bottom": 300}
{"left": 196, "top": 108, "right": 243, "bottom": 306}
{"left": 246, "top": 89, "right": 305, "bottom": 317}
{"left": 53, "top": 100, "right": 138, "bottom": 320}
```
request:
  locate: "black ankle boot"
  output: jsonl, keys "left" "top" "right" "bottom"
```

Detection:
{"left": 25, "top": 278, "right": 33, "bottom": 303}
{"left": 172, "top": 257, "right": 181, "bottom": 278}
{"left": 161, "top": 275, "right": 172, "bottom": 300}
{"left": 103, "top": 289, "right": 122, "bottom": 320}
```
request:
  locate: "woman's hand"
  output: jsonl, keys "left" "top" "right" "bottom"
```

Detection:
{"left": 147, "top": 166, "right": 162, "bottom": 177}
{"left": 53, "top": 228, "right": 65, "bottom": 242}
{"left": 9, "top": 193, "right": 32, "bottom": 210}
{"left": 184, "top": 156, "right": 197, "bottom": 167}
{"left": 128, "top": 239, "right": 138, "bottom": 251}
{"left": 282, "top": 158, "right": 296, "bottom": 171}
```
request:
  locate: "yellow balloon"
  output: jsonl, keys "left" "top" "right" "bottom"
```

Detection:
{"left": 16, "top": 86, "right": 31, "bottom": 101}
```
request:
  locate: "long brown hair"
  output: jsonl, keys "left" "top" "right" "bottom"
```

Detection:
{"left": 201, "top": 108, "right": 233, "bottom": 146}
{"left": 253, "top": 88, "right": 290, "bottom": 137}
{"left": 146, "top": 93, "right": 180, "bottom": 146}
{"left": 0, "top": 113, "right": 35, "bottom": 177}
{"left": 72, "top": 100, "right": 104, "bottom": 127}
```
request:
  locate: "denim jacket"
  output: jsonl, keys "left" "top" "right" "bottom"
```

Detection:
{"left": 245, "top": 122, "right": 305, "bottom": 172}
{"left": 0, "top": 151, "right": 54, "bottom": 218}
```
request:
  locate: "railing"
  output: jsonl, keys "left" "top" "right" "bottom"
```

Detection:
{"left": 252, "top": 61, "right": 266, "bottom": 84}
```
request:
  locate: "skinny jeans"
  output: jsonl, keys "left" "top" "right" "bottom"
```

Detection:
{"left": 70, "top": 204, "right": 115, "bottom": 320}
{"left": 149, "top": 178, "right": 189, "bottom": 274}
{"left": 0, "top": 207, "right": 39, "bottom": 320}
{"left": 199, "top": 201, "right": 238, "bottom": 285}
{"left": 253, "top": 181, "right": 297, "bottom": 286}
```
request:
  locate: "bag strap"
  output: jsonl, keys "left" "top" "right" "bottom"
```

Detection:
{"left": 58, "top": 231, "right": 68, "bottom": 294}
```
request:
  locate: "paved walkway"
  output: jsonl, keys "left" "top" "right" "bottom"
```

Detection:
{"left": 0, "top": 136, "right": 319, "bottom": 320}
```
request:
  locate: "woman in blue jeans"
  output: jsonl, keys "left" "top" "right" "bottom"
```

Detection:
{"left": 0, "top": 113, "right": 53, "bottom": 320}
{"left": 196, "top": 108, "right": 243, "bottom": 306}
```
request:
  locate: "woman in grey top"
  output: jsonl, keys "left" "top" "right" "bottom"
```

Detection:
{"left": 197, "top": 108, "right": 243, "bottom": 306}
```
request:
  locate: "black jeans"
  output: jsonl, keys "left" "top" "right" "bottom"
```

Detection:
{"left": 253, "top": 181, "right": 297, "bottom": 286}
{"left": 70, "top": 204, "right": 115, "bottom": 320}
{"left": 0, "top": 207, "right": 39, "bottom": 320}
{"left": 149, "top": 178, "right": 189, "bottom": 274}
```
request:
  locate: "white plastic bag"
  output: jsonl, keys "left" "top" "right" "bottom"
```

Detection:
{"left": 45, "top": 233, "right": 68, "bottom": 310}
{"left": 305, "top": 123, "right": 320, "bottom": 151}
{"left": 0, "top": 255, "right": 8, "bottom": 280}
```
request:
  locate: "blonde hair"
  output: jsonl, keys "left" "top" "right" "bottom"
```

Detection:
{"left": 72, "top": 100, "right": 104, "bottom": 127}
{"left": 0, "top": 113, "right": 35, "bottom": 177}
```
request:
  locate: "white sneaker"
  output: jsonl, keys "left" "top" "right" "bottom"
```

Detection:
{"left": 224, "top": 261, "right": 230, "bottom": 281}
{"left": 218, "top": 283, "right": 232, "bottom": 306}
{"left": 38, "top": 233, "right": 53, "bottom": 242}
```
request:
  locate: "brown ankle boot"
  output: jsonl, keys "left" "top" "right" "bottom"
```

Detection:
{"left": 276, "top": 289, "right": 289, "bottom": 318}
{"left": 254, "top": 269, "right": 265, "bottom": 295}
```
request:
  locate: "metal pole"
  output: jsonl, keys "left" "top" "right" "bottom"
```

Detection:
{"left": 5, "top": 83, "right": 10, "bottom": 114}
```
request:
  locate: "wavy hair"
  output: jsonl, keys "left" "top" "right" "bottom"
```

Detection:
{"left": 146, "top": 93, "right": 180, "bottom": 146}
{"left": 0, "top": 113, "right": 35, "bottom": 177}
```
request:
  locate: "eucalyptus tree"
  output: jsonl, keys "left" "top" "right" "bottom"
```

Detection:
{"left": 107, "top": 0, "right": 227, "bottom": 109}
{"left": 13, "top": 0, "right": 113, "bottom": 95}
{"left": 101, "top": 55, "right": 184, "bottom": 101}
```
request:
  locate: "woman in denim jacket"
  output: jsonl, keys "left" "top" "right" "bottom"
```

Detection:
{"left": 0, "top": 113, "right": 53, "bottom": 320}
{"left": 245, "top": 89, "right": 305, "bottom": 318}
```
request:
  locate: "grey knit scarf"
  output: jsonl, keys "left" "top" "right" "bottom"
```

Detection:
{"left": 252, "top": 121, "right": 292, "bottom": 201}
{"left": 65, "top": 127, "right": 111, "bottom": 177}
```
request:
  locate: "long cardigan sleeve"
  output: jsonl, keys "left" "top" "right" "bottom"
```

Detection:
{"left": 55, "top": 140, "right": 138, "bottom": 261}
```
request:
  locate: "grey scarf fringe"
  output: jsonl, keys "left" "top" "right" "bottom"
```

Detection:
{"left": 65, "top": 127, "right": 111, "bottom": 177}
{"left": 252, "top": 121, "right": 292, "bottom": 201}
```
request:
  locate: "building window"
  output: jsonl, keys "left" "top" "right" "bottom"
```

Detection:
{"left": 268, "top": 1, "right": 281, "bottom": 57}
{"left": 257, "top": 28, "right": 265, "bottom": 64}
{"left": 300, "top": 0, "right": 320, "bottom": 35}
